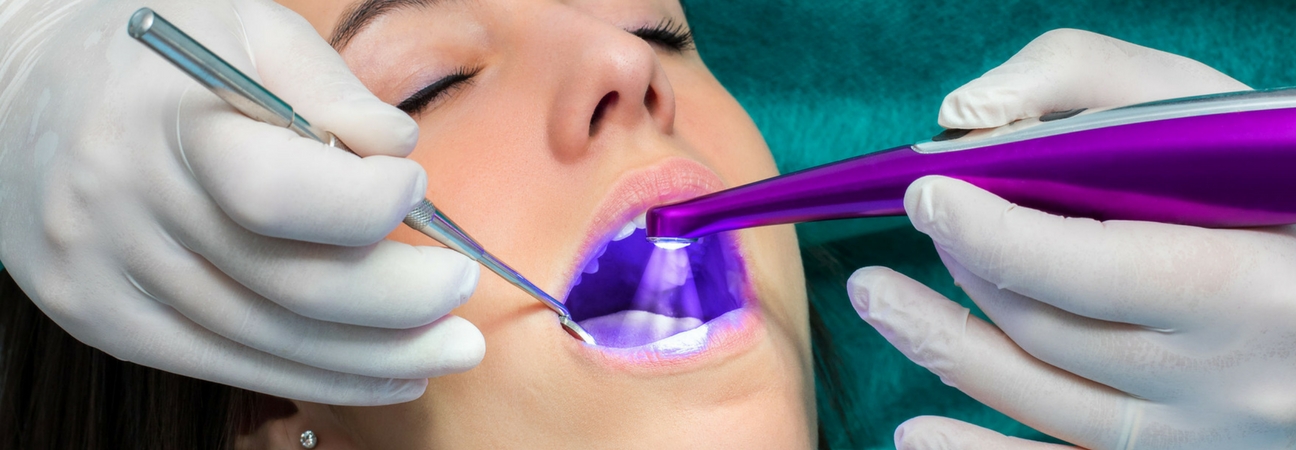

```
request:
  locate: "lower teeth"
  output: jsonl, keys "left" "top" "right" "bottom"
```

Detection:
{"left": 578, "top": 310, "right": 704, "bottom": 348}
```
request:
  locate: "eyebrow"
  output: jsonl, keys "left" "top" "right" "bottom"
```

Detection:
{"left": 330, "top": 0, "right": 443, "bottom": 50}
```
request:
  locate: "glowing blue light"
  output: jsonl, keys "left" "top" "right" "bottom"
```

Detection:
{"left": 649, "top": 237, "right": 695, "bottom": 250}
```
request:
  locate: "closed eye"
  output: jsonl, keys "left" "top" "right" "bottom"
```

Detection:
{"left": 397, "top": 19, "right": 691, "bottom": 115}
{"left": 397, "top": 66, "right": 481, "bottom": 115}
{"left": 629, "top": 18, "right": 695, "bottom": 53}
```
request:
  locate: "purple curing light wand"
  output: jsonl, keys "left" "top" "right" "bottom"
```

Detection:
{"left": 646, "top": 88, "right": 1296, "bottom": 248}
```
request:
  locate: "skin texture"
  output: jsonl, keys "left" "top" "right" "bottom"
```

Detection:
{"left": 249, "top": 0, "right": 814, "bottom": 448}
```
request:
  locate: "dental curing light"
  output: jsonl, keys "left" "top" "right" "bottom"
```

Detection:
{"left": 129, "top": 8, "right": 595, "bottom": 345}
{"left": 647, "top": 87, "right": 1296, "bottom": 246}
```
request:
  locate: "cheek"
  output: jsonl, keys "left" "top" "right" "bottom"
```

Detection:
{"left": 386, "top": 85, "right": 592, "bottom": 253}
{"left": 671, "top": 64, "right": 779, "bottom": 186}
{"left": 386, "top": 81, "right": 600, "bottom": 330}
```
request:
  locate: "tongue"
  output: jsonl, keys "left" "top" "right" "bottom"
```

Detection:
{"left": 578, "top": 310, "right": 704, "bottom": 348}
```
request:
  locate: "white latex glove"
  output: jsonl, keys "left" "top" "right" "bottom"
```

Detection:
{"left": 850, "top": 29, "right": 1296, "bottom": 449}
{"left": 0, "top": 0, "right": 484, "bottom": 406}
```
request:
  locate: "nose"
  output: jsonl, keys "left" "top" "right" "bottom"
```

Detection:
{"left": 545, "top": 18, "right": 677, "bottom": 160}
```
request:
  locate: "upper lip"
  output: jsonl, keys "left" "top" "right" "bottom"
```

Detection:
{"left": 560, "top": 157, "right": 727, "bottom": 302}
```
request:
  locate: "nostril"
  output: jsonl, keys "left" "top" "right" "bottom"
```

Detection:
{"left": 644, "top": 85, "right": 658, "bottom": 116}
{"left": 590, "top": 92, "right": 619, "bottom": 136}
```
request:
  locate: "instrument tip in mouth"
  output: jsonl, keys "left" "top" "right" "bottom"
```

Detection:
{"left": 561, "top": 316, "right": 598, "bottom": 345}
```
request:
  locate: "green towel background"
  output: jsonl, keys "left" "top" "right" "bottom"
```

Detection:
{"left": 678, "top": 0, "right": 1296, "bottom": 448}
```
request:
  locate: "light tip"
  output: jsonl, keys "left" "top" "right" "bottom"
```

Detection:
{"left": 648, "top": 237, "right": 695, "bottom": 250}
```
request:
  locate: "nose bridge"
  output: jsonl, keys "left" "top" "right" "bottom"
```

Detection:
{"left": 536, "top": 9, "right": 677, "bottom": 161}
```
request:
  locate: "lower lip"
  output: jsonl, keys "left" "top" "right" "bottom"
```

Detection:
{"left": 575, "top": 306, "right": 765, "bottom": 374}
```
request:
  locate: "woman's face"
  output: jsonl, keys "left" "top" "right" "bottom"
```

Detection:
{"left": 274, "top": 0, "right": 812, "bottom": 447}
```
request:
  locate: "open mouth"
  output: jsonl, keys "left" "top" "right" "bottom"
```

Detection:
{"left": 564, "top": 214, "right": 746, "bottom": 348}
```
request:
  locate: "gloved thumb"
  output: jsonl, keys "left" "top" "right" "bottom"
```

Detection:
{"left": 895, "top": 416, "right": 1073, "bottom": 450}
{"left": 938, "top": 28, "right": 1248, "bottom": 129}
{"left": 233, "top": 0, "right": 419, "bottom": 157}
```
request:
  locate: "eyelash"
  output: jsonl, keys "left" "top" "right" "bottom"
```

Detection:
{"left": 396, "top": 66, "right": 480, "bottom": 115}
{"left": 397, "top": 19, "right": 694, "bottom": 115}
{"left": 630, "top": 19, "right": 695, "bottom": 53}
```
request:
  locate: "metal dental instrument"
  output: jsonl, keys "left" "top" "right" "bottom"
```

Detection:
{"left": 128, "top": 7, "right": 595, "bottom": 345}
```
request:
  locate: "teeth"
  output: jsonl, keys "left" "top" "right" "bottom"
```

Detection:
{"left": 577, "top": 310, "right": 704, "bottom": 348}
{"left": 612, "top": 222, "right": 636, "bottom": 241}
{"left": 580, "top": 242, "right": 608, "bottom": 275}
{"left": 633, "top": 213, "right": 647, "bottom": 229}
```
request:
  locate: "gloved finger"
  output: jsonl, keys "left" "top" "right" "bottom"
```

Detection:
{"left": 163, "top": 191, "right": 478, "bottom": 328}
{"left": 937, "top": 247, "right": 1175, "bottom": 399}
{"left": 905, "top": 175, "right": 1282, "bottom": 330}
{"left": 849, "top": 267, "right": 1137, "bottom": 450}
{"left": 82, "top": 295, "right": 428, "bottom": 406}
{"left": 161, "top": 103, "right": 480, "bottom": 331}
{"left": 938, "top": 28, "right": 1249, "bottom": 129}
{"left": 131, "top": 247, "right": 483, "bottom": 378}
{"left": 232, "top": 0, "right": 420, "bottom": 157}
{"left": 179, "top": 88, "right": 426, "bottom": 247}
{"left": 895, "top": 416, "right": 1077, "bottom": 450}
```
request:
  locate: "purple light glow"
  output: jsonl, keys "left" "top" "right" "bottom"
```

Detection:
{"left": 632, "top": 247, "right": 701, "bottom": 318}
{"left": 565, "top": 228, "right": 742, "bottom": 348}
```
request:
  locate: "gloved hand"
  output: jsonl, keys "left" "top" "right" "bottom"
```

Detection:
{"left": 849, "top": 29, "right": 1296, "bottom": 449}
{"left": 0, "top": 0, "right": 483, "bottom": 406}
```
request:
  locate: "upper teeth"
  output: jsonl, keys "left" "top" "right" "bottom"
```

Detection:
{"left": 613, "top": 213, "right": 647, "bottom": 242}
{"left": 612, "top": 222, "right": 636, "bottom": 241}
{"left": 581, "top": 213, "right": 652, "bottom": 276}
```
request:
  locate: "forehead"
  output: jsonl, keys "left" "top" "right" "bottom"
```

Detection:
{"left": 332, "top": 0, "right": 462, "bottom": 49}
{"left": 275, "top": 0, "right": 442, "bottom": 47}
{"left": 278, "top": 0, "right": 685, "bottom": 46}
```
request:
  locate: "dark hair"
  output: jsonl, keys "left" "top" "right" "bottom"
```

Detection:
{"left": 0, "top": 270, "right": 297, "bottom": 450}
{"left": 804, "top": 243, "right": 863, "bottom": 450}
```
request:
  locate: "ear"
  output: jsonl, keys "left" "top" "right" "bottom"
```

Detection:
{"left": 235, "top": 400, "right": 363, "bottom": 450}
